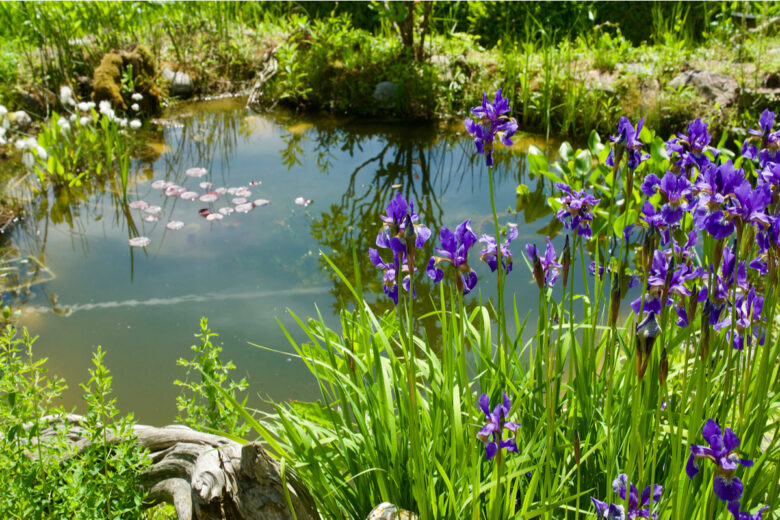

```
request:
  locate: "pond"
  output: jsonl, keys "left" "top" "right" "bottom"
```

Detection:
{"left": 4, "top": 97, "right": 566, "bottom": 425}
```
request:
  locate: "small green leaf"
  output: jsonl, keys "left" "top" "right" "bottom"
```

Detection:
{"left": 574, "top": 149, "right": 592, "bottom": 175}
{"left": 559, "top": 141, "right": 574, "bottom": 161}
{"left": 527, "top": 145, "right": 548, "bottom": 173}
{"left": 516, "top": 183, "right": 530, "bottom": 196}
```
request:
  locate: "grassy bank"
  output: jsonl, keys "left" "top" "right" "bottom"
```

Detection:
{"left": 0, "top": 1, "right": 779, "bottom": 142}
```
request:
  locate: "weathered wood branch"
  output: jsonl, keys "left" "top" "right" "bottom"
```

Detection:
{"left": 34, "top": 415, "right": 319, "bottom": 520}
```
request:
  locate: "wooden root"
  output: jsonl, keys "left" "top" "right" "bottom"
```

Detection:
{"left": 36, "top": 415, "right": 319, "bottom": 520}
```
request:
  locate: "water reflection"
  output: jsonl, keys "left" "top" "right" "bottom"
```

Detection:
{"left": 3, "top": 97, "right": 566, "bottom": 423}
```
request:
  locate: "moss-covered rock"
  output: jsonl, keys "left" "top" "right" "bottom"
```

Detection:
{"left": 92, "top": 52, "right": 125, "bottom": 110}
{"left": 92, "top": 45, "right": 162, "bottom": 114}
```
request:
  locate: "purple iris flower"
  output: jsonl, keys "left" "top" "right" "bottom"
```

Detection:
{"left": 640, "top": 171, "right": 693, "bottom": 226}
{"left": 686, "top": 419, "right": 754, "bottom": 502}
{"left": 590, "top": 499, "right": 626, "bottom": 520}
{"left": 555, "top": 183, "right": 601, "bottom": 238}
{"left": 713, "top": 288, "right": 765, "bottom": 351}
{"left": 606, "top": 116, "right": 649, "bottom": 170}
{"left": 464, "top": 89, "right": 518, "bottom": 167}
{"left": 639, "top": 201, "right": 671, "bottom": 245}
{"left": 691, "top": 160, "right": 749, "bottom": 239}
{"left": 666, "top": 118, "right": 713, "bottom": 173}
{"left": 524, "top": 236, "right": 562, "bottom": 288}
{"left": 426, "top": 219, "right": 479, "bottom": 295}
{"left": 377, "top": 192, "right": 431, "bottom": 253}
{"left": 728, "top": 182, "right": 772, "bottom": 230}
{"left": 476, "top": 392, "right": 520, "bottom": 461}
{"left": 591, "top": 474, "right": 662, "bottom": 519}
{"left": 645, "top": 250, "right": 704, "bottom": 299}
{"left": 369, "top": 247, "right": 414, "bottom": 305}
{"left": 744, "top": 110, "right": 780, "bottom": 167}
{"left": 478, "top": 224, "right": 518, "bottom": 273}
{"left": 728, "top": 501, "right": 770, "bottom": 520}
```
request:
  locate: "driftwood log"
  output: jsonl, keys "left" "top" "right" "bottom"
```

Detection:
{"left": 35, "top": 415, "right": 319, "bottom": 520}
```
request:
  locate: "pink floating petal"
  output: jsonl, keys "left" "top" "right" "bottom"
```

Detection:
{"left": 199, "top": 181, "right": 213, "bottom": 189}
{"left": 199, "top": 192, "right": 220, "bottom": 203}
{"left": 144, "top": 205, "right": 162, "bottom": 214}
{"left": 128, "top": 200, "right": 149, "bottom": 210}
{"left": 144, "top": 214, "right": 159, "bottom": 222}
{"left": 249, "top": 180, "right": 262, "bottom": 186}
{"left": 164, "top": 185, "right": 186, "bottom": 197}
{"left": 253, "top": 199, "right": 270, "bottom": 207}
{"left": 232, "top": 197, "right": 248, "bottom": 205}
{"left": 185, "top": 167, "right": 208, "bottom": 178}
{"left": 234, "top": 188, "right": 251, "bottom": 198}
{"left": 128, "top": 236, "right": 151, "bottom": 247}
{"left": 206, "top": 213, "right": 224, "bottom": 221}
{"left": 214, "top": 187, "right": 227, "bottom": 195}
{"left": 162, "top": 181, "right": 175, "bottom": 189}
{"left": 180, "top": 191, "right": 200, "bottom": 201}
{"left": 235, "top": 202, "right": 254, "bottom": 214}
{"left": 294, "top": 196, "right": 312, "bottom": 207}
{"left": 219, "top": 207, "right": 234, "bottom": 216}
{"left": 166, "top": 220, "right": 184, "bottom": 230}
{"left": 198, "top": 208, "right": 213, "bottom": 217}
{"left": 151, "top": 180, "right": 166, "bottom": 189}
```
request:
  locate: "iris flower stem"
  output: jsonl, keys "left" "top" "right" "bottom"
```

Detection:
{"left": 647, "top": 305, "right": 669, "bottom": 515}
{"left": 723, "top": 231, "right": 742, "bottom": 421}
{"left": 400, "top": 285, "right": 423, "bottom": 519}
{"left": 487, "top": 166, "right": 506, "bottom": 368}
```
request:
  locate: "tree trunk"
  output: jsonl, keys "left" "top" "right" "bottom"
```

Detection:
{"left": 36, "top": 415, "right": 319, "bottom": 520}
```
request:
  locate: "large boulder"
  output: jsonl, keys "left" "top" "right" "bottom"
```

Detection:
{"left": 373, "top": 81, "right": 401, "bottom": 109}
{"left": 170, "top": 71, "right": 195, "bottom": 99}
{"left": 668, "top": 70, "right": 739, "bottom": 108}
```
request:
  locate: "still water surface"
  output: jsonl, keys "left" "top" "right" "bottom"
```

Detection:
{"left": 6, "top": 97, "right": 564, "bottom": 425}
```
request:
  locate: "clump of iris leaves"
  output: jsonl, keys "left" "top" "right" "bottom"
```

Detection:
{"left": 199, "top": 88, "right": 780, "bottom": 520}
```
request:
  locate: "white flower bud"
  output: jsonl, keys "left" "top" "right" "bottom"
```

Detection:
{"left": 129, "top": 119, "right": 142, "bottom": 130}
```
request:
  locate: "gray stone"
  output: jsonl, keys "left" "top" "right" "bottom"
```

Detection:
{"left": 366, "top": 502, "right": 418, "bottom": 520}
{"left": 622, "top": 63, "right": 653, "bottom": 76}
{"left": 668, "top": 70, "right": 739, "bottom": 108}
{"left": 170, "top": 71, "right": 194, "bottom": 99}
{"left": 161, "top": 65, "right": 176, "bottom": 82}
{"left": 373, "top": 81, "right": 401, "bottom": 108}
{"left": 10, "top": 110, "right": 32, "bottom": 130}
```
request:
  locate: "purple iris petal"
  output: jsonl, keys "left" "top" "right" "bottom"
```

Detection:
{"left": 713, "top": 475, "right": 744, "bottom": 503}
{"left": 728, "top": 501, "right": 770, "bottom": 520}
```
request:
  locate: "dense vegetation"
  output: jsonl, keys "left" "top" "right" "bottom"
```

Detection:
{"left": 0, "top": 2, "right": 778, "bottom": 519}
{"left": 0, "top": 1, "right": 779, "bottom": 138}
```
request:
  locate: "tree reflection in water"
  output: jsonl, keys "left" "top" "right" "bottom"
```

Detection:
{"left": 289, "top": 117, "right": 530, "bottom": 350}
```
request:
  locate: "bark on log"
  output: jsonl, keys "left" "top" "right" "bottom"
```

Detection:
{"left": 35, "top": 415, "right": 319, "bottom": 520}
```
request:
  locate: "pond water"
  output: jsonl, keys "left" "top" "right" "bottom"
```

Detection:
{"left": 4, "top": 97, "right": 566, "bottom": 425}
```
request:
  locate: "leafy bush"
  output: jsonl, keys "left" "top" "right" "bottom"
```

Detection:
{"left": 0, "top": 327, "right": 149, "bottom": 519}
